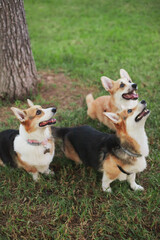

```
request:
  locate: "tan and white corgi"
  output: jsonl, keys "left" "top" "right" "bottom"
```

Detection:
{"left": 86, "top": 69, "right": 138, "bottom": 130}
{"left": 52, "top": 100, "right": 150, "bottom": 192}
{"left": 0, "top": 99, "right": 56, "bottom": 181}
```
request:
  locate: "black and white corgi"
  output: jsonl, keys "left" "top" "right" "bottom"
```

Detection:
{"left": 0, "top": 99, "right": 56, "bottom": 181}
{"left": 52, "top": 100, "right": 150, "bottom": 192}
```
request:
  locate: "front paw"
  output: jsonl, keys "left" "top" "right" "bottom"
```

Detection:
{"left": 32, "top": 172, "right": 40, "bottom": 181}
{"left": 131, "top": 184, "right": 144, "bottom": 191}
{"left": 102, "top": 185, "right": 112, "bottom": 193}
{"left": 44, "top": 169, "right": 55, "bottom": 176}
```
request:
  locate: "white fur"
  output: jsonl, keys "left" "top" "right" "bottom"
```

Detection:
{"left": 14, "top": 126, "right": 54, "bottom": 167}
{"left": 102, "top": 101, "right": 150, "bottom": 192}
{"left": 126, "top": 103, "right": 149, "bottom": 157}
{"left": 113, "top": 78, "right": 138, "bottom": 111}
{"left": 14, "top": 125, "right": 54, "bottom": 179}
{"left": 102, "top": 172, "right": 113, "bottom": 192}
{"left": 12, "top": 101, "right": 56, "bottom": 181}
{"left": 120, "top": 69, "right": 132, "bottom": 81}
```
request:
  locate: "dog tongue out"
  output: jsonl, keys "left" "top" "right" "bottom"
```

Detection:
{"left": 39, "top": 118, "right": 56, "bottom": 127}
{"left": 123, "top": 91, "right": 138, "bottom": 100}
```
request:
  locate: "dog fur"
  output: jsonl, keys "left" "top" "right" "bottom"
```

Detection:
{"left": 52, "top": 100, "right": 150, "bottom": 192}
{"left": 0, "top": 99, "right": 56, "bottom": 181}
{"left": 86, "top": 69, "right": 138, "bottom": 130}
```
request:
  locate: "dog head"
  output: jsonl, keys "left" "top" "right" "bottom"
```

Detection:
{"left": 11, "top": 99, "right": 57, "bottom": 133}
{"left": 103, "top": 100, "right": 150, "bottom": 136}
{"left": 101, "top": 69, "right": 138, "bottom": 110}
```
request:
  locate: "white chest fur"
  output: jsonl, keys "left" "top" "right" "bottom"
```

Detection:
{"left": 126, "top": 156, "right": 147, "bottom": 173}
{"left": 14, "top": 125, "right": 55, "bottom": 170}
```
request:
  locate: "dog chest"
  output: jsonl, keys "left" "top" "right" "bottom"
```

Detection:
{"left": 14, "top": 135, "right": 54, "bottom": 166}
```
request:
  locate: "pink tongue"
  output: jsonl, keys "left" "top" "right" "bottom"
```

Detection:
{"left": 132, "top": 93, "right": 138, "bottom": 99}
{"left": 125, "top": 92, "right": 138, "bottom": 99}
{"left": 40, "top": 119, "right": 56, "bottom": 127}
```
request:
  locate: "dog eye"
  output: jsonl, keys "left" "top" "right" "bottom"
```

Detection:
{"left": 36, "top": 110, "right": 42, "bottom": 115}
{"left": 127, "top": 109, "right": 132, "bottom": 113}
{"left": 129, "top": 80, "right": 131, "bottom": 83}
{"left": 120, "top": 83, "right": 125, "bottom": 88}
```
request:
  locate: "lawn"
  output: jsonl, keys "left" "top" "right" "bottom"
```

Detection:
{"left": 0, "top": 0, "right": 160, "bottom": 239}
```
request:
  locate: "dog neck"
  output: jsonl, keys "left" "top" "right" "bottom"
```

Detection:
{"left": 19, "top": 124, "right": 52, "bottom": 143}
{"left": 109, "top": 95, "right": 119, "bottom": 112}
{"left": 111, "top": 95, "right": 138, "bottom": 111}
{"left": 117, "top": 126, "right": 149, "bottom": 157}
{"left": 111, "top": 139, "right": 141, "bottom": 165}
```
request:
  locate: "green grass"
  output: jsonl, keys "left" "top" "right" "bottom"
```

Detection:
{"left": 0, "top": 0, "right": 160, "bottom": 239}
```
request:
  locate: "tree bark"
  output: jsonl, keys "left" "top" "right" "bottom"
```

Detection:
{"left": 0, "top": 0, "right": 38, "bottom": 100}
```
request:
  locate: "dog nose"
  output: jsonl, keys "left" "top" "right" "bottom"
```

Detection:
{"left": 52, "top": 108, "right": 56, "bottom": 113}
{"left": 132, "top": 83, "right": 137, "bottom": 89}
{"left": 141, "top": 100, "right": 146, "bottom": 105}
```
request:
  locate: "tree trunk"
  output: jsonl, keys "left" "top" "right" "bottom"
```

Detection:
{"left": 0, "top": 0, "right": 38, "bottom": 100}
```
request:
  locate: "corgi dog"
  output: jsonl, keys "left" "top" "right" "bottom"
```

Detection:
{"left": 0, "top": 99, "right": 56, "bottom": 181}
{"left": 52, "top": 100, "right": 150, "bottom": 192}
{"left": 86, "top": 69, "right": 138, "bottom": 130}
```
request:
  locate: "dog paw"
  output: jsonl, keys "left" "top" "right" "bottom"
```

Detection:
{"left": 132, "top": 184, "right": 144, "bottom": 191}
{"left": 44, "top": 169, "right": 55, "bottom": 175}
{"left": 102, "top": 186, "right": 112, "bottom": 193}
{"left": 49, "top": 170, "right": 55, "bottom": 175}
{"left": 32, "top": 173, "right": 40, "bottom": 182}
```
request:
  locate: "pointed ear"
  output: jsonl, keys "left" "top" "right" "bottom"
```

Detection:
{"left": 27, "top": 99, "right": 34, "bottom": 107}
{"left": 120, "top": 69, "right": 132, "bottom": 81}
{"left": 101, "top": 76, "right": 113, "bottom": 92}
{"left": 11, "top": 107, "right": 26, "bottom": 122}
{"left": 103, "top": 112, "right": 120, "bottom": 124}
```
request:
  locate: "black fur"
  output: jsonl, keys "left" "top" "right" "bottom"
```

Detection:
{"left": 52, "top": 126, "right": 120, "bottom": 170}
{"left": 0, "top": 129, "right": 19, "bottom": 167}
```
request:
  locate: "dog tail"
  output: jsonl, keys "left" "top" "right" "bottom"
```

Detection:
{"left": 86, "top": 93, "right": 94, "bottom": 109}
{"left": 51, "top": 127, "right": 70, "bottom": 139}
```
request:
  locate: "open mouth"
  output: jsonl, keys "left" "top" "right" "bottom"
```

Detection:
{"left": 39, "top": 118, "right": 56, "bottom": 127}
{"left": 135, "top": 108, "right": 150, "bottom": 122}
{"left": 122, "top": 90, "right": 138, "bottom": 100}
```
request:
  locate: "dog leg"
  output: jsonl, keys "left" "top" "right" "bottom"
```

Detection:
{"left": 86, "top": 94, "right": 96, "bottom": 119}
{"left": 44, "top": 169, "right": 54, "bottom": 175}
{"left": 127, "top": 173, "right": 144, "bottom": 191}
{"left": 0, "top": 159, "right": 5, "bottom": 167}
{"left": 102, "top": 172, "right": 113, "bottom": 192}
{"left": 31, "top": 172, "right": 40, "bottom": 181}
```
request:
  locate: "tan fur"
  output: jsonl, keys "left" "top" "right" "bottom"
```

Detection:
{"left": 23, "top": 106, "right": 45, "bottom": 133}
{"left": 64, "top": 138, "right": 82, "bottom": 164}
{"left": 86, "top": 95, "right": 117, "bottom": 130}
{"left": 86, "top": 77, "right": 135, "bottom": 131}
{"left": 115, "top": 108, "right": 141, "bottom": 154}
{"left": 0, "top": 159, "right": 5, "bottom": 167}
{"left": 103, "top": 155, "right": 122, "bottom": 180}
{"left": 48, "top": 139, "right": 55, "bottom": 155}
{"left": 16, "top": 153, "right": 37, "bottom": 173}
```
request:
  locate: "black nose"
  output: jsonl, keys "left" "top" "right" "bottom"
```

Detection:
{"left": 52, "top": 108, "right": 56, "bottom": 113}
{"left": 141, "top": 100, "right": 146, "bottom": 105}
{"left": 132, "top": 83, "right": 137, "bottom": 89}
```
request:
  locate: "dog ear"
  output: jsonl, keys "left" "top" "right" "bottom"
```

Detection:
{"left": 103, "top": 112, "right": 120, "bottom": 124}
{"left": 101, "top": 76, "right": 113, "bottom": 91}
{"left": 120, "top": 69, "right": 132, "bottom": 81}
{"left": 27, "top": 99, "right": 34, "bottom": 107}
{"left": 11, "top": 107, "right": 26, "bottom": 122}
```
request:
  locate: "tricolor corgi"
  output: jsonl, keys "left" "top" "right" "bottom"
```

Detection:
{"left": 52, "top": 100, "right": 150, "bottom": 192}
{"left": 86, "top": 69, "right": 138, "bottom": 130}
{"left": 0, "top": 99, "right": 56, "bottom": 181}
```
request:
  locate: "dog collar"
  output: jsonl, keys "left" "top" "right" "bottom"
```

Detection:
{"left": 120, "top": 146, "right": 142, "bottom": 158}
{"left": 117, "top": 165, "right": 131, "bottom": 175}
{"left": 27, "top": 139, "right": 49, "bottom": 146}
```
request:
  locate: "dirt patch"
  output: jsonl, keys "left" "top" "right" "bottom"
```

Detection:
{"left": 0, "top": 70, "right": 97, "bottom": 123}
{"left": 39, "top": 70, "right": 96, "bottom": 109}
